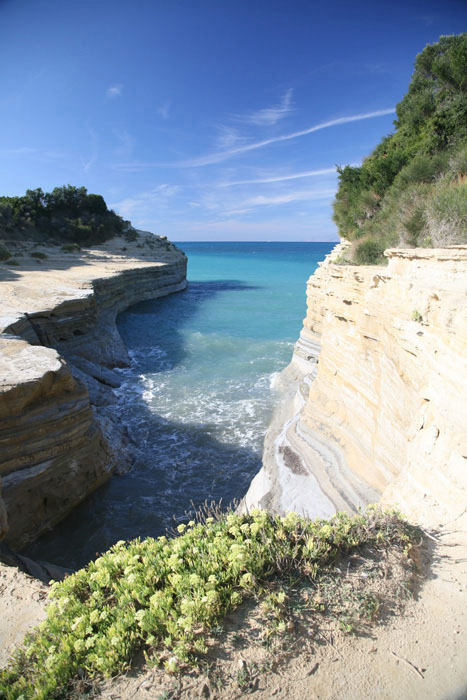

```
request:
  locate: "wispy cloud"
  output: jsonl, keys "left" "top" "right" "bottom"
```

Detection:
{"left": 113, "top": 108, "right": 394, "bottom": 172}
{"left": 199, "top": 181, "right": 337, "bottom": 217}
{"left": 219, "top": 167, "right": 337, "bottom": 186}
{"left": 80, "top": 129, "right": 98, "bottom": 172}
{"left": 236, "top": 89, "right": 294, "bottom": 126}
{"left": 106, "top": 83, "right": 123, "bottom": 99}
{"left": 0, "top": 147, "right": 67, "bottom": 159}
{"left": 172, "top": 214, "right": 338, "bottom": 242}
{"left": 0, "top": 146, "right": 38, "bottom": 155}
{"left": 240, "top": 187, "right": 336, "bottom": 209}
{"left": 420, "top": 15, "right": 434, "bottom": 26}
{"left": 111, "top": 184, "right": 180, "bottom": 220}
{"left": 302, "top": 60, "right": 392, "bottom": 81}
{"left": 113, "top": 129, "right": 134, "bottom": 158}
{"left": 215, "top": 125, "right": 246, "bottom": 150}
{"left": 157, "top": 99, "right": 171, "bottom": 119}
{"left": 179, "top": 107, "right": 395, "bottom": 167}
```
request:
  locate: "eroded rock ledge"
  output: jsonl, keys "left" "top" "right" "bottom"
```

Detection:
{"left": 0, "top": 233, "right": 187, "bottom": 549}
{"left": 244, "top": 242, "right": 467, "bottom": 528}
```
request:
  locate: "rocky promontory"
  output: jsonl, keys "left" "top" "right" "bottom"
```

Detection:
{"left": 0, "top": 232, "right": 187, "bottom": 549}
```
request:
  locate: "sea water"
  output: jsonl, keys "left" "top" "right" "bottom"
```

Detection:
{"left": 25, "top": 242, "right": 334, "bottom": 568}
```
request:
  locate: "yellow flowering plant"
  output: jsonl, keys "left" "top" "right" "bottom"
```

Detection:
{"left": 0, "top": 507, "right": 418, "bottom": 699}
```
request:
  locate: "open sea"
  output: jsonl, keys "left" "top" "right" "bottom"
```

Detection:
{"left": 25, "top": 241, "right": 334, "bottom": 569}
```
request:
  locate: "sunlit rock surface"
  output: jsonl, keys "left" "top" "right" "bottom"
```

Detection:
{"left": 244, "top": 243, "right": 467, "bottom": 528}
{"left": 0, "top": 233, "right": 187, "bottom": 548}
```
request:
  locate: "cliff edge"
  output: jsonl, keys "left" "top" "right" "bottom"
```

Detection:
{"left": 0, "top": 232, "right": 187, "bottom": 549}
{"left": 244, "top": 242, "right": 467, "bottom": 530}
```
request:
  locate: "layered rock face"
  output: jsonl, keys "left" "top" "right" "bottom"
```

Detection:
{"left": 244, "top": 243, "right": 467, "bottom": 528}
{"left": 0, "top": 338, "right": 108, "bottom": 549}
{"left": 0, "top": 234, "right": 187, "bottom": 548}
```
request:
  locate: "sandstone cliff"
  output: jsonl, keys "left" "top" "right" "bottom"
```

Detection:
{"left": 0, "top": 233, "right": 187, "bottom": 549}
{"left": 244, "top": 242, "right": 467, "bottom": 528}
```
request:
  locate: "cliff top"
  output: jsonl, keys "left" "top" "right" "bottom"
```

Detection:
{"left": 0, "top": 231, "right": 185, "bottom": 334}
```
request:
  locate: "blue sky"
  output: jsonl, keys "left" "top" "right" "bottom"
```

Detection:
{"left": 1, "top": 0, "right": 466, "bottom": 241}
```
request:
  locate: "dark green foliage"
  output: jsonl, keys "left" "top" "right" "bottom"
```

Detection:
{"left": 0, "top": 185, "right": 134, "bottom": 245}
{"left": 450, "top": 146, "right": 467, "bottom": 176}
{"left": 354, "top": 239, "right": 385, "bottom": 265}
{"left": 426, "top": 181, "right": 467, "bottom": 245}
{"left": 395, "top": 152, "right": 448, "bottom": 189}
{"left": 396, "top": 33, "right": 467, "bottom": 150}
{"left": 0, "top": 243, "right": 10, "bottom": 261}
{"left": 333, "top": 33, "right": 467, "bottom": 261}
{"left": 84, "top": 193, "right": 107, "bottom": 214}
{"left": 62, "top": 243, "right": 82, "bottom": 253}
{"left": 403, "top": 207, "right": 427, "bottom": 247}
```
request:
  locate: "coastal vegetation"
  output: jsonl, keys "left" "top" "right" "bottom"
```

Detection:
{"left": 333, "top": 32, "right": 467, "bottom": 263}
{"left": 0, "top": 185, "right": 135, "bottom": 246}
{"left": 0, "top": 507, "right": 419, "bottom": 699}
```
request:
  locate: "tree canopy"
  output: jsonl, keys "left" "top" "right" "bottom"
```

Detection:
{"left": 0, "top": 185, "right": 133, "bottom": 245}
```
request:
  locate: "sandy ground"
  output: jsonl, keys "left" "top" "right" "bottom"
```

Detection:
{"left": 0, "top": 564, "right": 48, "bottom": 668}
{"left": 2, "top": 516, "right": 465, "bottom": 699}
{"left": 98, "top": 516, "right": 467, "bottom": 700}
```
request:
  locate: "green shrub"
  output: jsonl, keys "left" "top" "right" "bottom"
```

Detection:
{"left": 354, "top": 239, "right": 386, "bottom": 265}
{"left": 0, "top": 243, "right": 10, "bottom": 261}
{"left": 0, "top": 508, "right": 417, "bottom": 699}
{"left": 61, "top": 243, "right": 81, "bottom": 253}
{"left": 124, "top": 227, "right": 138, "bottom": 242}
{"left": 449, "top": 146, "right": 467, "bottom": 178}
{"left": 30, "top": 251, "right": 47, "bottom": 259}
{"left": 333, "top": 255, "right": 354, "bottom": 265}
{"left": 427, "top": 182, "right": 467, "bottom": 246}
{"left": 403, "top": 208, "right": 427, "bottom": 246}
{"left": 395, "top": 153, "right": 448, "bottom": 189}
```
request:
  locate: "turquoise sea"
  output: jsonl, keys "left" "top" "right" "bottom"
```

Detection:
{"left": 25, "top": 242, "right": 334, "bottom": 568}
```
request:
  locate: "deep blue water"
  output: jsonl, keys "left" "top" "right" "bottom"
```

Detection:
{"left": 25, "top": 242, "right": 334, "bottom": 568}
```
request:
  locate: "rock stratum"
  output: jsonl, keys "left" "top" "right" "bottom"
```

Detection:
{"left": 0, "top": 233, "right": 187, "bottom": 550}
{"left": 244, "top": 242, "right": 467, "bottom": 529}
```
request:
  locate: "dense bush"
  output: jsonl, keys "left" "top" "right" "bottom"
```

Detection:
{"left": 0, "top": 185, "right": 134, "bottom": 245}
{"left": 426, "top": 181, "right": 467, "bottom": 246}
{"left": 333, "top": 32, "right": 467, "bottom": 262}
{"left": 354, "top": 239, "right": 386, "bottom": 265}
{"left": 0, "top": 508, "right": 416, "bottom": 699}
{"left": 0, "top": 243, "right": 11, "bottom": 261}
